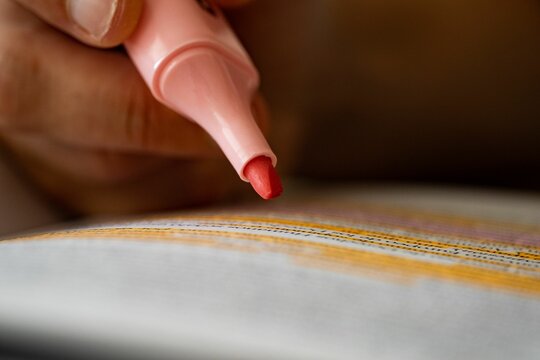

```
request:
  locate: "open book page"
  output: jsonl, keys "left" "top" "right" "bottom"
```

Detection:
{"left": 0, "top": 185, "right": 539, "bottom": 359}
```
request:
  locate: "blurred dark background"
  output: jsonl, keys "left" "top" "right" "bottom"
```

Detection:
{"left": 228, "top": 0, "right": 540, "bottom": 188}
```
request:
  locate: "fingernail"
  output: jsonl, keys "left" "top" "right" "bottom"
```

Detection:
{"left": 68, "top": 0, "right": 119, "bottom": 40}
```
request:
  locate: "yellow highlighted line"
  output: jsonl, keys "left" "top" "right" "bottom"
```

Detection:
{"left": 9, "top": 226, "right": 540, "bottom": 298}
{"left": 158, "top": 213, "right": 540, "bottom": 252}
{"left": 307, "top": 201, "right": 540, "bottom": 235}
{"left": 170, "top": 216, "right": 540, "bottom": 263}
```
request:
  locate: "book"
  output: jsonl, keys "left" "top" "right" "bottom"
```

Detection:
{"left": 0, "top": 184, "right": 539, "bottom": 359}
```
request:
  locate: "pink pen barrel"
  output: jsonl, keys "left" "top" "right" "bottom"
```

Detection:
{"left": 124, "top": 0, "right": 277, "bottom": 181}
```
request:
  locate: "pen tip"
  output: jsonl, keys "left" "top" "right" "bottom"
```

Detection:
{"left": 244, "top": 156, "right": 283, "bottom": 200}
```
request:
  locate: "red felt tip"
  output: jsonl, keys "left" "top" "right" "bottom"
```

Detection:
{"left": 243, "top": 156, "right": 283, "bottom": 200}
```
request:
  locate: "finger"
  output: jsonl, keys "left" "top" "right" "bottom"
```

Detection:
{"left": 69, "top": 158, "right": 238, "bottom": 215}
{"left": 1, "top": 133, "right": 239, "bottom": 215}
{"left": 1, "top": 132, "right": 172, "bottom": 185}
{"left": 14, "top": 0, "right": 143, "bottom": 47}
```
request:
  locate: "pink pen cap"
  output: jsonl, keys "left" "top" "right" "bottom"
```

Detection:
{"left": 125, "top": 0, "right": 281, "bottom": 198}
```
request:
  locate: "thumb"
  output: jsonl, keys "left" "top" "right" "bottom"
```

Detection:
{"left": 15, "top": 0, "right": 143, "bottom": 47}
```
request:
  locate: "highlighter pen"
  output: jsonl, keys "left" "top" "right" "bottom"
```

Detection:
{"left": 125, "top": 0, "right": 282, "bottom": 199}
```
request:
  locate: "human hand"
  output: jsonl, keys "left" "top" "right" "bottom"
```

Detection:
{"left": 0, "top": 0, "right": 268, "bottom": 215}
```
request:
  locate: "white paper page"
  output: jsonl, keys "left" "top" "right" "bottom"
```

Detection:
{"left": 0, "top": 186, "right": 539, "bottom": 359}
